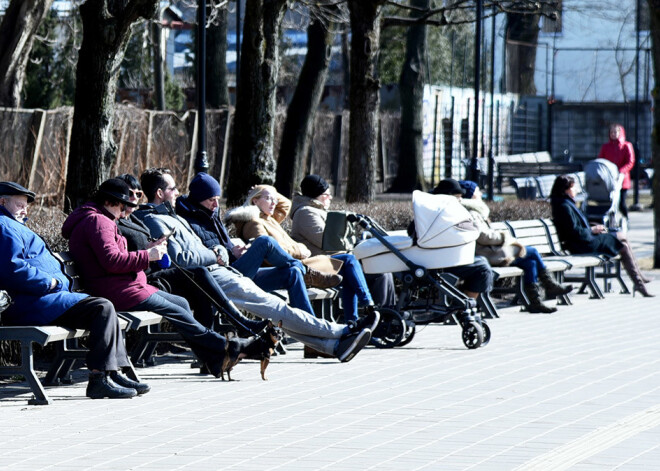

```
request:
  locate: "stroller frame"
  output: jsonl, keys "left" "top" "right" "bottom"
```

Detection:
{"left": 351, "top": 214, "right": 490, "bottom": 349}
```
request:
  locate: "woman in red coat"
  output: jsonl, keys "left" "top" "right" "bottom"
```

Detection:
{"left": 598, "top": 123, "right": 635, "bottom": 218}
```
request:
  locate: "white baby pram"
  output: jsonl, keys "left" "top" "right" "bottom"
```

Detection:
{"left": 352, "top": 191, "right": 490, "bottom": 349}
{"left": 583, "top": 158, "right": 627, "bottom": 233}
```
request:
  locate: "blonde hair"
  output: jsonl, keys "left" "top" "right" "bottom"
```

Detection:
{"left": 242, "top": 184, "right": 276, "bottom": 207}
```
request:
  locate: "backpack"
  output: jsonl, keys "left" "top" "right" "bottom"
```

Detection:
{"left": 0, "top": 290, "right": 12, "bottom": 323}
{"left": 322, "top": 211, "right": 358, "bottom": 252}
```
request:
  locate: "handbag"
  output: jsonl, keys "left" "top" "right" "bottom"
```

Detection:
{"left": 0, "top": 290, "right": 12, "bottom": 323}
{"left": 322, "top": 211, "right": 358, "bottom": 252}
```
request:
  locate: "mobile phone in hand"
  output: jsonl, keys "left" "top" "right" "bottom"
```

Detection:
{"left": 162, "top": 227, "right": 177, "bottom": 241}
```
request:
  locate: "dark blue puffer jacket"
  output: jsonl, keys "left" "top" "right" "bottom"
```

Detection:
{"left": 175, "top": 195, "right": 238, "bottom": 263}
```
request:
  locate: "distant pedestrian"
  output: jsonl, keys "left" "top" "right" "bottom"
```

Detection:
{"left": 598, "top": 123, "right": 635, "bottom": 218}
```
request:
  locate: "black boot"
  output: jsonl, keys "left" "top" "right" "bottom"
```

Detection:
{"left": 86, "top": 372, "right": 137, "bottom": 399}
{"left": 524, "top": 283, "right": 557, "bottom": 313}
{"left": 109, "top": 371, "right": 151, "bottom": 395}
{"left": 538, "top": 270, "right": 573, "bottom": 298}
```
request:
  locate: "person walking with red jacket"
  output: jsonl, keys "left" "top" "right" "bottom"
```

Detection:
{"left": 598, "top": 123, "right": 635, "bottom": 218}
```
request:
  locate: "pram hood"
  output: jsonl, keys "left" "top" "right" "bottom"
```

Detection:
{"left": 584, "top": 158, "right": 622, "bottom": 202}
{"left": 412, "top": 191, "right": 479, "bottom": 249}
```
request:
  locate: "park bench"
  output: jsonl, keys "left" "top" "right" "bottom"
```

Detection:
{"left": 500, "top": 161, "right": 583, "bottom": 194}
{"left": 0, "top": 285, "right": 143, "bottom": 405}
{"left": 485, "top": 221, "right": 570, "bottom": 311}
{"left": 496, "top": 218, "right": 626, "bottom": 299}
{"left": 539, "top": 218, "right": 629, "bottom": 296}
{"left": 512, "top": 171, "right": 587, "bottom": 205}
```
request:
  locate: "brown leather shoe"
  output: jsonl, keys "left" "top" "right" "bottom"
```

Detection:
{"left": 304, "top": 344, "right": 334, "bottom": 359}
{"left": 304, "top": 267, "right": 342, "bottom": 289}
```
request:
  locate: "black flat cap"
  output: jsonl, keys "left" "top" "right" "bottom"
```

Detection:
{"left": 0, "top": 181, "right": 36, "bottom": 203}
{"left": 97, "top": 178, "right": 138, "bottom": 207}
{"left": 432, "top": 178, "right": 465, "bottom": 196}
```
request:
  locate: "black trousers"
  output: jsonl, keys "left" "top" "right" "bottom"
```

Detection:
{"left": 52, "top": 297, "right": 130, "bottom": 372}
{"left": 619, "top": 189, "right": 629, "bottom": 218}
{"left": 130, "top": 290, "right": 227, "bottom": 365}
{"left": 365, "top": 273, "right": 397, "bottom": 307}
{"left": 445, "top": 256, "right": 494, "bottom": 293}
{"left": 148, "top": 265, "right": 245, "bottom": 330}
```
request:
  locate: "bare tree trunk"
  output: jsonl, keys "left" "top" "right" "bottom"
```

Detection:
{"left": 390, "top": 0, "right": 429, "bottom": 193}
{"left": 276, "top": 18, "right": 335, "bottom": 198}
{"left": 225, "top": 0, "right": 288, "bottom": 206}
{"left": 152, "top": 10, "right": 165, "bottom": 111}
{"left": 345, "top": 0, "right": 385, "bottom": 203}
{"left": 505, "top": 12, "right": 540, "bottom": 95}
{"left": 65, "top": 0, "right": 158, "bottom": 211}
{"left": 341, "top": 31, "right": 350, "bottom": 109}
{"left": 0, "top": 0, "right": 54, "bottom": 107}
{"left": 207, "top": 5, "right": 229, "bottom": 108}
{"left": 648, "top": 0, "right": 660, "bottom": 268}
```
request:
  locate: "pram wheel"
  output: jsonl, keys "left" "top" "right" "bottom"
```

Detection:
{"left": 480, "top": 321, "right": 491, "bottom": 347}
{"left": 461, "top": 321, "right": 484, "bottom": 349}
{"left": 370, "top": 307, "right": 406, "bottom": 348}
{"left": 397, "top": 319, "right": 416, "bottom": 347}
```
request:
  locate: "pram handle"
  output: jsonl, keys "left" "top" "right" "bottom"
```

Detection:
{"left": 350, "top": 213, "right": 427, "bottom": 277}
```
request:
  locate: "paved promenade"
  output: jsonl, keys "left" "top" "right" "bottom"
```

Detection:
{"left": 1, "top": 211, "right": 659, "bottom": 470}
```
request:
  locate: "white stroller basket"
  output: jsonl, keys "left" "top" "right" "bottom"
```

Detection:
{"left": 354, "top": 191, "right": 479, "bottom": 274}
{"left": 584, "top": 158, "right": 626, "bottom": 232}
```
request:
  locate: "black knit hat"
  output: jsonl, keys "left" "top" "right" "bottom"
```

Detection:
{"left": 97, "top": 178, "right": 138, "bottom": 207}
{"left": 0, "top": 181, "right": 36, "bottom": 203}
{"left": 300, "top": 174, "right": 329, "bottom": 198}
{"left": 432, "top": 178, "right": 465, "bottom": 196}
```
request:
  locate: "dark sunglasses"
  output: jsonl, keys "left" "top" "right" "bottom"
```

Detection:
{"left": 130, "top": 189, "right": 143, "bottom": 199}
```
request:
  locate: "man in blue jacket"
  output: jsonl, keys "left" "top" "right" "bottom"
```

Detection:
{"left": 0, "top": 182, "right": 149, "bottom": 399}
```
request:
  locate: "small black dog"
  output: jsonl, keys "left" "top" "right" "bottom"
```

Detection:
{"left": 223, "top": 320, "right": 283, "bottom": 381}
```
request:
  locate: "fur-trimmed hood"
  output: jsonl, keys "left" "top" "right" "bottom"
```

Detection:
{"left": 224, "top": 205, "right": 261, "bottom": 224}
{"left": 461, "top": 198, "right": 490, "bottom": 220}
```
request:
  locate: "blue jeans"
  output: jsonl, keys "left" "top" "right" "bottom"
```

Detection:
{"left": 333, "top": 253, "right": 373, "bottom": 323}
{"left": 130, "top": 290, "right": 227, "bottom": 364}
{"left": 511, "top": 246, "right": 547, "bottom": 284}
{"left": 232, "top": 236, "right": 314, "bottom": 314}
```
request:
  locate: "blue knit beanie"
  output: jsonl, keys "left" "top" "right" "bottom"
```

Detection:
{"left": 459, "top": 180, "right": 478, "bottom": 199}
{"left": 189, "top": 172, "right": 222, "bottom": 203}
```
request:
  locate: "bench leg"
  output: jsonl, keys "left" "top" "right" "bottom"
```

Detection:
{"left": 565, "top": 268, "right": 604, "bottom": 300}
{"left": 613, "top": 260, "right": 630, "bottom": 294}
{"left": 556, "top": 272, "right": 572, "bottom": 305}
{"left": 43, "top": 339, "right": 85, "bottom": 386}
{"left": 515, "top": 277, "right": 531, "bottom": 310}
{"left": 14, "top": 341, "right": 52, "bottom": 405}
{"left": 477, "top": 292, "right": 499, "bottom": 319}
{"left": 122, "top": 358, "right": 142, "bottom": 382}
{"left": 586, "top": 267, "right": 605, "bottom": 299}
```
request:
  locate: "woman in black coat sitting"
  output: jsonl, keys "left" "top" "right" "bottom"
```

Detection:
{"left": 550, "top": 174, "right": 652, "bottom": 297}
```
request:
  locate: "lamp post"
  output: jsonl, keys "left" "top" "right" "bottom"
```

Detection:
{"left": 631, "top": 0, "right": 642, "bottom": 210}
{"left": 470, "top": 0, "right": 483, "bottom": 183}
{"left": 195, "top": 0, "right": 209, "bottom": 174}
{"left": 487, "top": 4, "right": 496, "bottom": 201}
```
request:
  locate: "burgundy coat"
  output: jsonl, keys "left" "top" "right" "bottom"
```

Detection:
{"left": 62, "top": 202, "right": 156, "bottom": 310}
